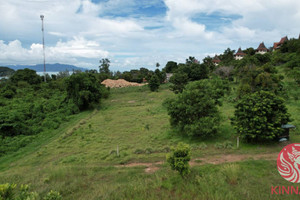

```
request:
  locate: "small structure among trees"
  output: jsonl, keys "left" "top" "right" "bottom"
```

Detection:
{"left": 234, "top": 48, "right": 246, "bottom": 60}
{"left": 212, "top": 55, "right": 221, "bottom": 66}
{"left": 273, "top": 36, "right": 288, "bottom": 50}
{"left": 256, "top": 42, "right": 269, "bottom": 54}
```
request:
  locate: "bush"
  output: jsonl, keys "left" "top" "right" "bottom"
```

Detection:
{"left": 167, "top": 142, "right": 191, "bottom": 177}
{"left": 165, "top": 79, "right": 224, "bottom": 137}
{"left": 148, "top": 74, "right": 160, "bottom": 91}
{"left": 0, "top": 183, "right": 16, "bottom": 200}
{"left": 65, "top": 72, "right": 109, "bottom": 110}
{"left": 169, "top": 73, "right": 189, "bottom": 93}
{"left": 232, "top": 91, "right": 290, "bottom": 142}
{"left": 43, "top": 190, "right": 62, "bottom": 200}
{"left": 10, "top": 68, "right": 41, "bottom": 85}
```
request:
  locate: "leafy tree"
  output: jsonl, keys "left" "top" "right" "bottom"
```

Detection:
{"left": 99, "top": 58, "right": 111, "bottom": 74}
{"left": 169, "top": 73, "right": 189, "bottom": 93}
{"left": 232, "top": 91, "right": 290, "bottom": 142}
{"left": 167, "top": 142, "right": 191, "bottom": 177}
{"left": 185, "top": 56, "right": 198, "bottom": 65}
{"left": 65, "top": 73, "right": 108, "bottom": 110}
{"left": 154, "top": 69, "right": 166, "bottom": 83}
{"left": 165, "top": 79, "right": 224, "bottom": 137}
{"left": 148, "top": 74, "right": 160, "bottom": 92}
{"left": 0, "top": 66, "right": 14, "bottom": 77}
{"left": 236, "top": 64, "right": 283, "bottom": 97}
{"left": 220, "top": 48, "right": 235, "bottom": 65}
{"left": 0, "top": 84, "right": 17, "bottom": 99}
{"left": 202, "top": 56, "right": 216, "bottom": 72}
{"left": 165, "top": 61, "right": 178, "bottom": 73}
{"left": 10, "top": 68, "right": 41, "bottom": 85}
{"left": 189, "top": 63, "right": 209, "bottom": 81}
{"left": 280, "top": 38, "right": 300, "bottom": 54}
{"left": 156, "top": 62, "right": 160, "bottom": 68}
{"left": 169, "top": 61, "right": 209, "bottom": 93}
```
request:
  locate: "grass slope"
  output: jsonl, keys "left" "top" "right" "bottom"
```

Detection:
{"left": 0, "top": 84, "right": 300, "bottom": 199}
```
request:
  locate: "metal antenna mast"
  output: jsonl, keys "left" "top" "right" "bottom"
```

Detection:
{"left": 40, "top": 15, "right": 46, "bottom": 82}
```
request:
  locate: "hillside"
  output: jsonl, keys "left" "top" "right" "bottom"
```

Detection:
{"left": 1, "top": 84, "right": 300, "bottom": 199}
{"left": 5, "top": 63, "right": 86, "bottom": 72}
{"left": 0, "top": 66, "right": 14, "bottom": 77}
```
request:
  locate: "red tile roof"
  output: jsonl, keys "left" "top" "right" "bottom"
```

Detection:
{"left": 212, "top": 55, "right": 221, "bottom": 63}
{"left": 256, "top": 42, "right": 268, "bottom": 51}
{"left": 273, "top": 36, "right": 288, "bottom": 49}
{"left": 235, "top": 47, "right": 246, "bottom": 56}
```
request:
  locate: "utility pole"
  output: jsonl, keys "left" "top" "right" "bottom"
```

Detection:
{"left": 40, "top": 15, "right": 46, "bottom": 82}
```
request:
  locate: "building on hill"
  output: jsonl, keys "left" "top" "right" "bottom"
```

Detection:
{"left": 273, "top": 36, "right": 288, "bottom": 50}
{"left": 234, "top": 47, "right": 246, "bottom": 60}
{"left": 256, "top": 42, "right": 269, "bottom": 54}
{"left": 212, "top": 55, "right": 221, "bottom": 66}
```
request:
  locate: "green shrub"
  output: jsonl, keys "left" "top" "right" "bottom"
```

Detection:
{"left": 165, "top": 79, "right": 224, "bottom": 137}
{"left": 148, "top": 74, "right": 160, "bottom": 92}
{"left": 43, "top": 190, "right": 62, "bottom": 200}
{"left": 198, "top": 142, "right": 208, "bottom": 150}
{"left": 65, "top": 72, "right": 109, "bottom": 110}
{"left": 0, "top": 183, "right": 16, "bottom": 200}
{"left": 214, "top": 142, "right": 224, "bottom": 149}
{"left": 167, "top": 142, "right": 191, "bottom": 177}
{"left": 232, "top": 91, "right": 290, "bottom": 142}
{"left": 134, "top": 149, "right": 145, "bottom": 154}
{"left": 221, "top": 164, "right": 240, "bottom": 185}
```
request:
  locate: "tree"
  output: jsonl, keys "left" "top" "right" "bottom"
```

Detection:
{"left": 167, "top": 142, "right": 191, "bottom": 177}
{"left": 232, "top": 91, "right": 290, "bottom": 142}
{"left": 165, "top": 61, "right": 178, "bottom": 73}
{"left": 186, "top": 56, "right": 198, "bottom": 65}
{"left": 220, "top": 48, "right": 235, "bottom": 65}
{"left": 148, "top": 74, "right": 160, "bottom": 91}
{"left": 169, "top": 73, "right": 189, "bottom": 93}
{"left": 10, "top": 68, "right": 41, "bottom": 85}
{"left": 189, "top": 63, "right": 209, "bottom": 81}
{"left": 165, "top": 79, "right": 224, "bottom": 137}
{"left": 202, "top": 56, "right": 216, "bottom": 72}
{"left": 99, "top": 58, "right": 111, "bottom": 77}
{"left": 156, "top": 62, "right": 160, "bottom": 68}
{"left": 65, "top": 72, "right": 109, "bottom": 110}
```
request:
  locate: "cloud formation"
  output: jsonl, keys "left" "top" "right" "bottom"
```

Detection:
{"left": 0, "top": 0, "right": 299, "bottom": 71}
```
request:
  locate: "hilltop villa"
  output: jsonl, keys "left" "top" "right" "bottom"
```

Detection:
{"left": 256, "top": 42, "right": 269, "bottom": 54}
{"left": 234, "top": 47, "right": 246, "bottom": 60}
{"left": 212, "top": 55, "right": 221, "bottom": 66}
{"left": 273, "top": 36, "right": 288, "bottom": 50}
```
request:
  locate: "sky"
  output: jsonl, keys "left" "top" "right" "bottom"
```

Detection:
{"left": 0, "top": 0, "right": 300, "bottom": 71}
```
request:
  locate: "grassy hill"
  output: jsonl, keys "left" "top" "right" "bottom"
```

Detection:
{"left": 1, "top": 82, "right": 300, "bottom": 199}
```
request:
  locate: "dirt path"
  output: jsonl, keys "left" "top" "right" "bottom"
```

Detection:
{"left": 117, "top": 152, "right": 278, "bottom": 173}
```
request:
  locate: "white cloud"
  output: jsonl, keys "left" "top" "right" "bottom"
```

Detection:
{"left": 0, "top": 37, "right": 108, "bottom": 67}
{"left": 0, "top": 0, "right": 300, "bottom": 70}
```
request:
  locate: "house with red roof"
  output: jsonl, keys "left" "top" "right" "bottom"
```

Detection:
{"left": 212, "top": 55, "right": 221, "bottom": 66}
{"left": 273, "top": 36, "right": 288, "bottom": 50}
{"left": 256, "top": 42, "right": 269, "bottom": 54}
{"left": 234, "top": 47, "right": 246, "bottom": 60}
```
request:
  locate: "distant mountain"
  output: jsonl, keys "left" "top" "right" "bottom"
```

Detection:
{"left": 6, "top": 63, "right": 87, "bottom": 72}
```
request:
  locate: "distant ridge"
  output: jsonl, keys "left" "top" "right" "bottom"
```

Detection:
{"left": 5, "top": 63, "right": 87, "bottom": 72}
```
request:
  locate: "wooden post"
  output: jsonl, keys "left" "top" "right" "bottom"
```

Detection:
{"left": 117, "top": 145, "right": 119, "bottom": 157}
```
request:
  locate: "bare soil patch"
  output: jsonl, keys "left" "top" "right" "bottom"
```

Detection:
{"left": 116, "top": 153, "right": 278, "bottom": 173}
{"left": 101, "top": 79, "right": 145, "bottom": 88}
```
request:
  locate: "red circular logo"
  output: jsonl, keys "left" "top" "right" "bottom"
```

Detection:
{"left": 277, "top": 143, "right": 300, "bottom": 183}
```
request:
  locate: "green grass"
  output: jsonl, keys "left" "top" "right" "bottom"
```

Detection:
{"left": 1, "top": 83, "right": 300, "bottom": 199}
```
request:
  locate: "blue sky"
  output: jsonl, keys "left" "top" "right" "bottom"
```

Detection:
{"left": 0, "top": 0, "right": 300, "bottom": 71}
